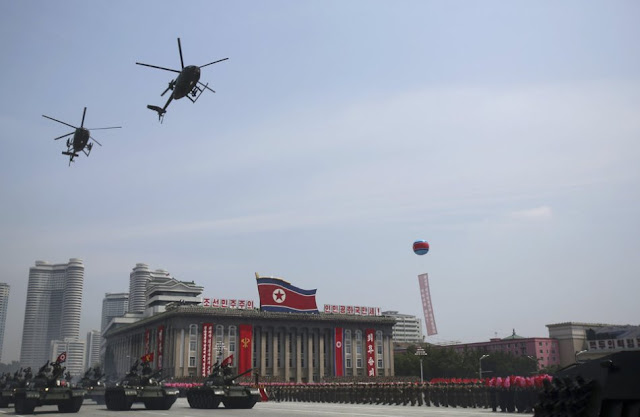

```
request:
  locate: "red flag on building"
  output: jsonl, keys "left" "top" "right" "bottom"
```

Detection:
{"left": 238, "top": 324, "right": 253, "bottom": 374}
{"left": 334, "top": 328, "right": 344, "bottom": 377}
{"left": 256, "top": 275, "right": 318, "bottom": 313}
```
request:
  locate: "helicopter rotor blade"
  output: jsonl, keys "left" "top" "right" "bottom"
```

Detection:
{"left": 177, "top": 38, "right": 184, "bottom": 70}
{"left": 197, "top": 81, "right": 216, "bottom": 94}
{"left": 80, "top": 107, "right": 87, "bottom": 128}
{"left": 42, "top": 115, "right": 78, "bottom": 130}
{"left": 199, "top": 57, "right": 229, "bottom": 69}
{"left": 136, "top": 62, "right": 181, "bottom": 73}
{"left": 53, "top": 132, "right": 74, "bottom": 141}
{"left": 87, "top": 126, "right": 122, "bottom": 130}
{"left": 89, "top": 136, "right": 103, "bottom": 146}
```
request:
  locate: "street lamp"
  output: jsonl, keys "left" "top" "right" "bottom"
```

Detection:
{"left": 479, "top": 354, "right": 490, "bottom": 379}
{"left": 415, "top": 347, "right": 427, "bottom": 383}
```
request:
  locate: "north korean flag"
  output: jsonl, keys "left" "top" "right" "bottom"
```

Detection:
{"left": 256, "top": 277, "right": 319, "bottom": 313}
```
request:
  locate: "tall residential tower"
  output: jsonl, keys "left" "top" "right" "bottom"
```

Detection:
{"left": 20, "top": 259, "right": 84, "bottom": 367}
{"left": 0, "top": 283, "right": 9, "bottom": 363}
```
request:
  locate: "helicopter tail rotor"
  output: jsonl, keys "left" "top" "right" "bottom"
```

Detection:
{"left": 147, "top": 105, "right": 166, "bottom": 123}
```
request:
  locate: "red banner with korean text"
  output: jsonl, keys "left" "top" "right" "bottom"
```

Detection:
{"left": 144, "top": 329, "right": 150, "bottom": 354}
{"left": 201, "top": 323, "right": 213, "bottom": 377}
{"left": 239, "top": 324, "right": 253, "bottom": 375}
{"left": 156, "top": 325, "right": 165, "bottom": 369}
{"left": 334, "top": 327, "right": 344, "bottom": 376}
{"left": 365, "top": 328, "right": 376, "bottom": 377}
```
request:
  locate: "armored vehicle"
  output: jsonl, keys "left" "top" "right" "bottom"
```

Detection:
{"left": 79, "top": 367, "right": 106, "bottom": 404}
{"left": 534, "top": 351, "right": 640, "bottom": 417}
{"left": 104, "top": 360, "right": 179, "bottom": 410}
{"left": 187, "top": 363, "right": 261, "bottom": 409}
{"left": 13, "top": 358, "right": 85, "bottom": 414}
{"left": 0, "top": 368, "right": 31, "bottom": 408}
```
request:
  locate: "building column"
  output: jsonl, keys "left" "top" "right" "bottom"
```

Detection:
{"left": 319, "top": 330, "right": 325, "bottom": 379}
{"left": 260, "top": 328, "right": 267, "bottom": 376}
{"left": 387, "top": 335, "right": 394, "bottom": 376}
{"left": 307, "top": 330, "right": 314, "bottom": 382}
{"left": 296, "top": 332, "right": 302, "bottom": 383}
{"left": 284, "top": 330, "right": 291, "bottom": 382}
{"left": 272, "top": 328, "right": 279, "bottom": 378}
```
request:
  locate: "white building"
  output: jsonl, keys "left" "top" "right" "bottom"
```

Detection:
{"left": 145, "top": 276, "right": 203, "bottom": 317}
{"left": 0, "top": 283, "right": 9, "bottom": 363}
{"left": 51, "top": 337, "right": 86, "bottom": 377}
{"left": 129, "top": 264, "right": 173, "bottom": 314}
{"left": 86, "top": 330, "right": 101, "bottom": 369}
{"left": 20, "top": 259, "right": 84, "bottom": 368}
{"left": 381, "top": 311, "right": 424, "bottom": 344}
{"left": 101, "top": 293, "right": 129, "bottom": 333}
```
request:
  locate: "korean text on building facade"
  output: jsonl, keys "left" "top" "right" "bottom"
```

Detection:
{"left": 323, "top": 304, "right": 381, "bottom": 316}
{"left": 365, "top": 328, "right": 377, "bottom": 377}
{"left": 201, "top": 323, "right": 213, "bottom": 377}
{"left": 201, "top": 298, "right": 255, "bottom": 309}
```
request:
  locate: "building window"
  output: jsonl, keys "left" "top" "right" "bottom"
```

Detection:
{"left": 265, "top": 331, "right": 271, "bottom": 368}
{"left": 228, "top": 326, "right": 236, "bottom": 366}
{"left": 215, "top": 325, "right": 224, "bottom": 361}
{"left": 376, "top": 331, "right": 383, "bottom": 369}
{"left": 345, "top": 330, "right": 352, "bottom": 369}
{"left": 289, "top": 333, "right": 294, "bottom": 368}
{"left": 300, "top": 333, "right": 305, "bottom": 368}
{"left": 355, "top": 330, "right": 363, "bottom": 369}
{"left": 188, "top": 324, "right": 198, "bottom": 368}
{"left": 276, "top": 332, "right": 282, "bottom": 368}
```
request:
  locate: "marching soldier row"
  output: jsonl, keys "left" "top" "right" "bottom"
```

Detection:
{"left": 266, "top": 381, "right": 540, "bottom": 412}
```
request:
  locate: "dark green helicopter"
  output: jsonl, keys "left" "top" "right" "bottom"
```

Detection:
{"left": 42, "top": 107, "right": 121, "bottom": 166}
{"left": 136, "top": 38, "right": 228, "bottom": 122}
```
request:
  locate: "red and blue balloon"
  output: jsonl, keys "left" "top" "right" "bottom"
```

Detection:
{"left": 413, "top": 240, "right": 430, "bottom": 255}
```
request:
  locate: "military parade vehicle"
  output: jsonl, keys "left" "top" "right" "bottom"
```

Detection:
{"left": 13, "top": 353, "right": 85, "bottom": 414}
{"left": 187, "top": 361, "right": 261, "bottom": 409}
{"left": 79, "top": 366, "right": 106, "bottom": 404}
{"left": 534, "top": 350, "right": 640, "bottom": 417}
{"left": 0, "top": 368, "right": 31, "bottom": 408}
{"left": 104, "top": 357, "right": 179, "bottom": 410}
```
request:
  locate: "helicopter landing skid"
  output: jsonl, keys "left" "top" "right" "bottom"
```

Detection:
{"left": 187, "top": 84, "right": 208, "bottom": 104}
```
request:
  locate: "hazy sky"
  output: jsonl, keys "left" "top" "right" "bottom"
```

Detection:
{"left": 1, "top": 1, "right": 639, "bottom": 363}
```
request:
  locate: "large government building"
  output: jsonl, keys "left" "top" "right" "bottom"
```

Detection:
{"left": 103, "top": 305, "right": 396, "bottom": 382}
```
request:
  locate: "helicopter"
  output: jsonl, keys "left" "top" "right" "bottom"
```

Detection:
{"left": 42, "top": 107, "right": 121, "bottom": 166}
{"left": 136, "top": 38, "right": 228, "bottom": 122}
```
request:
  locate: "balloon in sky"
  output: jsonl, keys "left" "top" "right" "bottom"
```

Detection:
{"left": 413, "top": 240, "right": 430, "bottom": 255}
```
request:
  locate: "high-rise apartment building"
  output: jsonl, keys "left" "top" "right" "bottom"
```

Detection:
{"left": 101, "top": 293, "right": 129, "bottom": 334}
{"left": 51, "top": 338, "right": 86, "bottom": 376}
{"left": 0, "top": 283, "right": 9, "bottom": 363}
{"left": 20, "top": 259, "right": 84, "bottom": 368}
{"left": 86, "top": 330, "right": 101, "bottom": 369}
{"left": 129, "top": 264, "right": 172, "bottom": 314}
{"left": 382, "top": 310, "right": 425, "bottom": 344}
